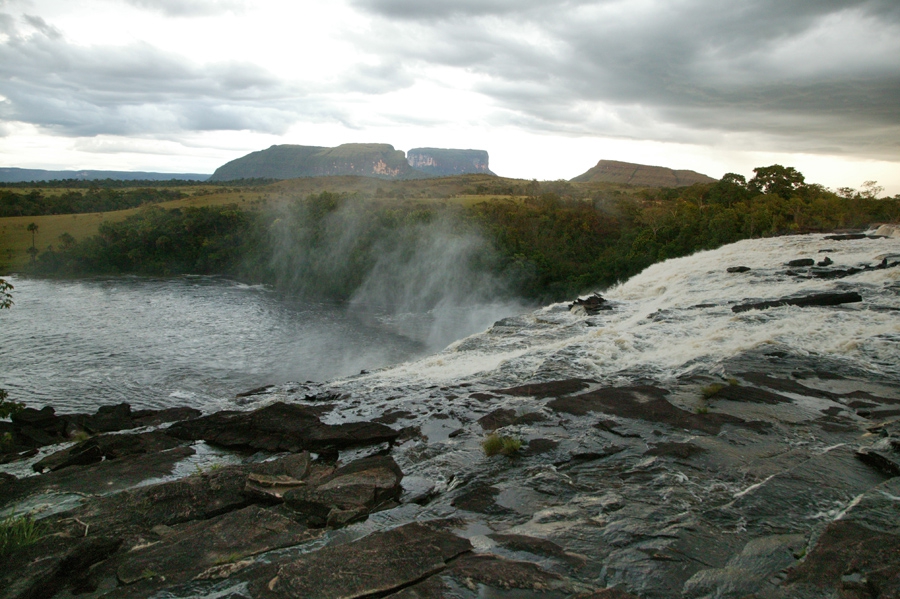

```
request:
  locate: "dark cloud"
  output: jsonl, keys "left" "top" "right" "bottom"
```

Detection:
{"left": 123, "top": 0, "right": 246, "bottom": 17}
{"left": 352, "top": 0, "right": 900, "bottom": 160}
{"left": 0, "top": 14, "right": 343, "bottom": 136}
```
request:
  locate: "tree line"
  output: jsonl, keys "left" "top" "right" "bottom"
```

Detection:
{"left": 27, "top": 165, "right": 900, "bottom": 302}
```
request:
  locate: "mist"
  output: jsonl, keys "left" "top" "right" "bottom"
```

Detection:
{"left": 263, "top": 192, "right": 531, "bottom": 352}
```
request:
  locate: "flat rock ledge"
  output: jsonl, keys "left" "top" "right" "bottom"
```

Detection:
{"left": 2, "top": 363, "right": 900, "bottom": 599}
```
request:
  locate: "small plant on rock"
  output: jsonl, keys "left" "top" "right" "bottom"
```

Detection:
{"left": 701, "top": 383, "right": 726, "bottom": 399}
{"left": 0, "top": 514, "right": 43, "bottom": 555}
{"left": 482, "top": 434, "right": 523, "bottom": 457}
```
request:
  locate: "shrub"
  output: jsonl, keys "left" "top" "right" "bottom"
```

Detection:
{"left": 482, "top": 434, "right": 523, "bottom": 457}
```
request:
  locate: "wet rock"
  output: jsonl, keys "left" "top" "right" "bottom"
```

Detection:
{"left": 646, "top": 442, "right": 707, "bottom": 460}
{"left": 856, "top": 447, "right": 900, "bottom": 477}
{"left": 732, "top": 291, "right": 863, "bottom": 313}
{"left": 33, "top": 430, "right": 184, "bottom": 473}
{"left": 682, "top": 534, "right": 805, "bottom": 598}
{"left": 570, "top": 293, "right": 612, "bottom": 315}
{"left": 727, "top": 266, "right": 751, "bottom": 273}
{"left": 787, "top": 258, "right": 815, "bottom": 267}
{"left": 575, "top": 591, "right": 641, "bottom": 599}
{"left": 522, "top": 438, "right": 560, "bottom": 456}
{"left": 0, "top": 535, "right": 123, "bottom": 599}
{"left": 495, "top": 379, "right": 593, "bottom": 398}
{"left": 548, "top": 385, "right": 744, "bottom": 434}
{"left": 444, "top": 553, "right": 569, "bottom": 593}
{"left": 489, "top": 533, "right": 587, "bottom": 568}
{"left": 167, "top": 401, "right": 399, "bottom": 452}
{"left": 824, "top": 233, "right": 868, "bottom": 240}
{"left": 283, "top": 455, "right": 403, "bottom": 527}
{"left": 738, "top": 372, "right": 837, "bottom": 399}
{"left": 711, "top": 384, "right": 793, "bottom": 405}
{"left": 113, "top": 505, "right": 317, "bottom": 591}
{"left": 452, "top": 484, "right": 512, "bottom": 515}
{"left": 478, "top": 408, "right": 547, "bottom": 431}
{"left": 249, "top": 522, "right": 472, "bottom": 598}
{"left": 131, "top": 406, "right": 201, "bottom": 427}
{"left": 818, "top": 256, "right": 833, "bottom": 266}
{"left": 781, "top": 520, "right": 900, "bottom": 598}
{"left": 235, "top": 384, "right": 275, "bottom": 398}
{"left": 0, "top": 446, "right": 195, "bottom": 511}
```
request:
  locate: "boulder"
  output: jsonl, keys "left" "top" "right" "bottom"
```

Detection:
{"left": 570, "top": 293, "right": 612, "bottom": 315}
{"left": 787, "top": 258, "right": 815, "bottom": 267}
{"left": 167, "top": 402, "right": 399, "bottom": 452}
{"left": 283, "top": 455, "right": 403, "bottom": 527}
{"left": 726, "top": 266, "right": 751, "bottom": 273}
{"left": 732, "top": 291, "right": 863, "bottom": 313}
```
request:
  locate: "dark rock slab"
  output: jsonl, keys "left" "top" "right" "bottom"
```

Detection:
{"left": 522, "top": 438, "right": 560, "bottom": 456}
{"left": 824, "top": 233, "right": 868, "bottom": 240}
{"left": 727, "top": 266, "right": 751, "bottom": 273}
{"left": 113, "top": 505, "right": 317, "bottom": 590}
{"left": 570, "top": 293, "right": 613, "bottom": 315}
{"left": 131, "top": 406, "right": 201, "bottom": 427}
{"left": 489, "top": 533, "right": 587, "bottom": 567}
{"left": 167, "top": 402, "right": 399, "bottom": 452}
{"left": 782, "top": 520, "right": 900, "bottom": 598}
{"left": 574, "top": 591, "right": 641, "bottom": 599}
{"left": 645, "top": 442, "right": 707, "bottom": 460}
{"left": 0, "top": 446, "right": 195, "bottom": 511}
{"left": 33, "top": 430, "right": 184, "bottom": 473}
{"left": 451, "top": 484, "right": 512, "bottom": 515}
{"left": 250, "top": 522, "right": 472, "bottom": 598}
{"left": 478, "top": 408, "right": 547, "bottom": 431}
{"left": 443, "top": 553, "right": 568, "bottom": 592}
{"left": 856, "top": 447, "right": 900, "bottom": 477}
{"left": 710, "top": 384, "right": 793, "bottom": 405}
{"left": 495, "top": 379, "right": 593, "bottom": 398}
{"left": 283, "top": 455, "right": 403, "bottom": 527}
{"left": 738, "top": 372, "right": 837, "bottom": 399}
{"left": 787, "top": 258, "right": 815, "bottom": 267}
{"left": 0, "top": 535, "right": 123, "bottom": 599}
{"left": 548, "top": 386, "right": 744, "bottom": 434}
{"left": 732, "top": 291, "right": 863, "bottom": 313}
{"left": 57, "top": 462, "right": 253, "bottom": 536}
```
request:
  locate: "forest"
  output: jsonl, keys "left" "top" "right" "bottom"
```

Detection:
{"left": 25, "top": 165, "right": 900, "bottom": 303}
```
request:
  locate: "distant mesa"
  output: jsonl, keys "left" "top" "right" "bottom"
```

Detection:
{"left": 406, "top": 148, "right": 494, "bottom": 176}
{"left": 0, "top": 167, "right": 209, "bottom": 183}
{"left": 571, "top": 159, "right": 716, "bottom": 187}
{"left": 208, "top": 143, "right": 494, "bottom": 182}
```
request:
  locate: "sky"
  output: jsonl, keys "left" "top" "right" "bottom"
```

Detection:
{"left": 1, "top": 0, "right": 899, "bottom": 194}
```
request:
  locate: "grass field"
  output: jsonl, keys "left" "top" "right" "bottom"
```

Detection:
{"left": 0, "top": 188, "right": 267, "bottom": 271}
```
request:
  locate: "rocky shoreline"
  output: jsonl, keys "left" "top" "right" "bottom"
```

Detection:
{"left": 2, "top": 359, "right": 899, "bottom": 598}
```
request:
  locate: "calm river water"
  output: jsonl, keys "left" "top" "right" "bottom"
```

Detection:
{"left": 0, "top": 275, "right": 517, "bottom": 413}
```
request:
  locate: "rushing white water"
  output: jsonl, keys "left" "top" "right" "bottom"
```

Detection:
{"left": 346, "top": 233, "right": 900, "bottom": 390}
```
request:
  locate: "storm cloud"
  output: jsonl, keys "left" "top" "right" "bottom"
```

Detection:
{"left": 348, "top": 0, "right": 900, "bottom": 159}
{"left": 1, "top": 0, "right": 898, "bottom": 168}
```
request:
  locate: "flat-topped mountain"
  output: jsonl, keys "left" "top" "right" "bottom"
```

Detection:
{"left": 572, "top": 159, "right": 716, "bottom": 187}
{"left": 209, "top": 144, "right": 496, "bottom": 181}
{"left": 406, "top": 148, "right": 494, "bottom": 176}
{"left": 209, "top": 143, "right": 420, "bottom": 182}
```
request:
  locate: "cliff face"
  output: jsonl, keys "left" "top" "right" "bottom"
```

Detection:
{"left": 571, "top": 159, "right": 716, "bottom": 187}
{"left": 406, "top": 148, "right": 494, "bottom": 176}
{"left": 209, "top": 144, "right": 422, "bottom": 181}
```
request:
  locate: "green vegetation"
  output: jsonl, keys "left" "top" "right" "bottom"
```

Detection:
{"left": 0, "top": 514, "right": 43, "bottom": 555}
{"left": 701, "top": 383, "right": 726, "bottom": 399}
{"left": 5, "top": 164, "right": 898, "bottom": 304}
{"left": 0, "top": 187, "right": 186, "bottom": 217}
{"left": 482, "top": 434, "right": 523, "bottom": 457}
{"left": 0, "top": 279, "right": 22, "bottom": 420}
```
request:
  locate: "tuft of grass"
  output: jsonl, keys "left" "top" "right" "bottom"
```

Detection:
{"left": 0, "top": 514, "right": 44, "bottom": 555}
{"left": 482, "top": 434, "right": 523, "bottom": 457}
{"left": 0, "top": 432, "right": 13, "bottom": 452}
{"left": 695, "top": 405, "right": 709, "bottom": 414}
{"left": 701, "top": 383, "right": 726, "bottom": 399}
{"left": 214, "top": 552, "right": 244, "bottom": 565}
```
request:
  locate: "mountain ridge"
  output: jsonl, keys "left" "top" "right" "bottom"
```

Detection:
{"left": 572, "top": 159, "right": 716, "bottom": 187}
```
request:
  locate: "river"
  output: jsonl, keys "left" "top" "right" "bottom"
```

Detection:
{"left": 0, "top": 275, "right": 524, "bottom": 413}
